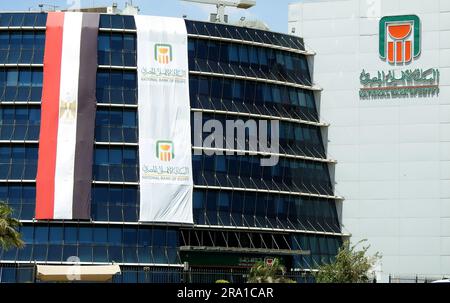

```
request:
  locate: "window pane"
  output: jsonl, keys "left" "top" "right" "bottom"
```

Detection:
{"left": 7, "top": 70, "right": 18, "bottom": 86}
{"left": 110, "top": 148, "right": 122, "bottom": 164}
{"left": 64, "top": 226, "right": 77, "bottom": 244}
{"left": 19, "top": 70, "right": 32, "bottom": 86}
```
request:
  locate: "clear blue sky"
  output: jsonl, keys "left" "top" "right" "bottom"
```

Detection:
{"left": 0, "top": 0, "right": 300, "bottom": 33}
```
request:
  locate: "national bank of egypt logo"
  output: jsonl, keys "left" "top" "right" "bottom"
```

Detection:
{"left": 379, "top": 15, "right": 421, "bottom": 64}
{"left": 156, "top": 140, "right": 174, "bottom": 162}
{"left": 155, "top": 43, "right": 173, "bottom": 64}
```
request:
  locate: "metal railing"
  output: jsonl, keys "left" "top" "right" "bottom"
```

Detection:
{"left": 0, "top": 264, "right": 314, "bottom": 283}
{"left": 388, "top": 274, "right": 450, "bottom": 283}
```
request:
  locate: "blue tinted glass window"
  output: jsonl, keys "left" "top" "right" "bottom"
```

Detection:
{"left": 64, "top": 226, "right": 77, "bottom": 244}
{"left": 94, "top": 148, "right": 108, "bottom": 164}
{"left": 22, "top": 32, "right": 34, "bottom": 47}
{"left": 16, "top": 108, "right": 27, "bottom": 120}
{"left": 49, "top": 226, "right": 63, "bottom": 244}
{"left": 239, "top": 45, "right": 249, "bottom": 63}
{"left": 29, "top": 108, "right": 40, "bottom": 123}
{"left": 138, "top": 228, "right": 151, "bottom": 246}
{"left": 123, "top": 34, "right": 135, "bottom": 51}
{"left": 166, "top": 230, "right": 177, "bottom": 248}
{"left": 111, "top": 15, "right": 124, "bottom": 29}
{"left": 13, "top": 146, "right": 25, "bottom": 160}
{"left": 34, "top": 226, "right": 48, "bottom": 244}
{"left": 188, "top": 40, "right": 195, "bottom": 58}
{"left": 78, "top": 227, "right": 92, "bottom": 244}
{"left": 25, "top": 146, "right": 38, "bottom": 160}
{"left": 215, "top": 156, "right": 226, "bottom": 172}
{"left": 99, "top": 15, "right": 111, "bottom": 28}
{"left": 0, "top": 32, "right": 9, "bottom": 47}
{"left": 1, "top": 267, "right": 16, "bottom": 283}
{"left": 111, "top": 34, "right": 123, "bottom": 50}
{"left": 1, "top": 108, "right": 14, "bottom": 121}
{"left": 36, "top": 13, "right": 47, "bottom": 26}
{"left": 7, "top": 70, "right": 18, "bottom": 86}
{"left": 123, "top": 148, "right": 136, "bottom": 165}
{"left": 228, "top": 44, "right": 239, "bottom": 63}
{"left": 0, "top": 70, "right": 6, "bottom": 86}
{"left": 108, "top": 227, "right": 122, "bottom": 246}
{"left": 152, "top": 229, "right": 165, "bottom": 246}
{"left": 23, "top": 13, "right": 36, "bottom": 26}
{"left": 111, "top": 71, "right": 123, "bottom": 87}
{"left": 218, "top": 192, "right": 230, "bottom": 209}
{"left": 109, "top": 110, "right": 122, "bottom": 125}
{"left": 22, "top": 186, "right": 34, "bottom": 202}
{"left": 123, "top": 110, "right": 136, "bottom": 127}
{"left": 193, "top": 192, "right": 204, "bottom": 214}
{"left": 0, "top": 14, "right": 11, "bottom": 27}
{"left": 97, "top": 72, "right": 109, "bottom": 88}
{"left": 123, "top": 72, "right": 136, "bottom": 89}
{"left": 9, "top": 186, "right": 21, "bottom": 201}
{"left": 0, "top": 147, "right": 11, "bottom": 160}
{"left": 11, "top": 14, "right": 24, "bottom": 26}
{"left": 35, "top": 32, "right": 45, "bottom": 47}
{"left": 123, "top": 228, "right": 137, "bottom": 246}
{"left": 19, "top": 71, "right": 32, "bottom": 86}
{"left": 96, "top": 109, "right": 109, "bottom": 125}
{"left": 249, "top": 47, "right": 258, "bottom": 64}
{"left": 110, "top": 148, "right": 122, "bottom": 164}
{"left": 93, "top": 227, "right": 108, "bottom": 244}
{"left": 123, "top": 16, "right": 136, "bottom": 29}
{"left": 32, "top": 70, "right": 43, "bottom": 87}
{"left": 20, "top": 226, "right": 33, "bottom": 243}
{"left": 98, "top": 35, "right": 110, "bottom": 51}
{"left": 10, "top": 32, "right": 21, "bottom": 49}
{"left": 258, "top": 48, "right": 268, "bottom": 66}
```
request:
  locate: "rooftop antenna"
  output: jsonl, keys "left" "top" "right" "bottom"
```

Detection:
{"left": 38, "top": 3, "right": 60, "bottom": 12}
{"left": 180, "top": 0, "right": 256, "bottom": 23}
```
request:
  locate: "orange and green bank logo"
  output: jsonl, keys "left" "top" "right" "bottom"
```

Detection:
{"left": 156, "top": 140, "right": 174, "bottom": 162}
{"left": 379, "top": 15, "right": 421, "bottom": 64}
{"left": 155, "top": 44, "right": 173, "bottom": 64}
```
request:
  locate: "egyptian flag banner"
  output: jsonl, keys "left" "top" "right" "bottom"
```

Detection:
{"left": 35, "top": 12, "right": 99, "bottom": 220}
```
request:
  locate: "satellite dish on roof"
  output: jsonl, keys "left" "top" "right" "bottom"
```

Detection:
{"left": 181, "top": 0, "right": 256, "bottom": 23}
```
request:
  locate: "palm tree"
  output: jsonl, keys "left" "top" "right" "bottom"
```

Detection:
{"left": 0, "top": 202, "right": 24, "bottom": 250}
{"left": 247, "top": 258, "right": 295, "bottom": 283}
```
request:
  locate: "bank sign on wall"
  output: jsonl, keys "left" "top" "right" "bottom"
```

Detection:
{"left": 360, "top": 14, "right": 440, "bottom": 99}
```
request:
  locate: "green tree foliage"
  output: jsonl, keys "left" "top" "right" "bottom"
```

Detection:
{"left": 0, "top": 202, "right": 24, "bottom": 250}
{"left": 247, "top": 258, "right": 295, "bottom": 283}
{"left": 314, "top": 240, "right": 381, "bottom": 283}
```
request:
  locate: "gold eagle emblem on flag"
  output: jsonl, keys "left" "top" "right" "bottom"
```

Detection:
{"left": 59, "top": 98, "right": 77, "bottom": 122}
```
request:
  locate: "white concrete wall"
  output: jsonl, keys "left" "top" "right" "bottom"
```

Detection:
{"left": 289, "top": 0, "right": 450, "bottom": 282}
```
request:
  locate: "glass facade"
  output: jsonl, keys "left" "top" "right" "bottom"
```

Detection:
{"left": 1, "top": 224, "right": 179, "bottom": 264}
{"left": 189, "top": 75, "right": 319, "bottom": 122}
{"left": 0, "top": 31, "right": 45, "bottom": 64}
{"left": 0, "top": 13, "right": 343, "bottom": 283}
{"left": 0, "top": 69, "right": 43, "bottom": 101}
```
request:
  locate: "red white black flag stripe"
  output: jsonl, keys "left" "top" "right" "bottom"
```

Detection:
{"left": 35, "top": 12, "right": 99, "bottom": 220}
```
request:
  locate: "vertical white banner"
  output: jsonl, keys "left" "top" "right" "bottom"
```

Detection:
{"left": 135, "top": 16, "right": 193, "bottom": 224}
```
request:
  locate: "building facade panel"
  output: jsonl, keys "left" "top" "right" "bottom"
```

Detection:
{"left": 290, "top": 0, "right": 450, "bottom": 281}
{"left": 0, "top": 12, "right": 343, "bottom": 282}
